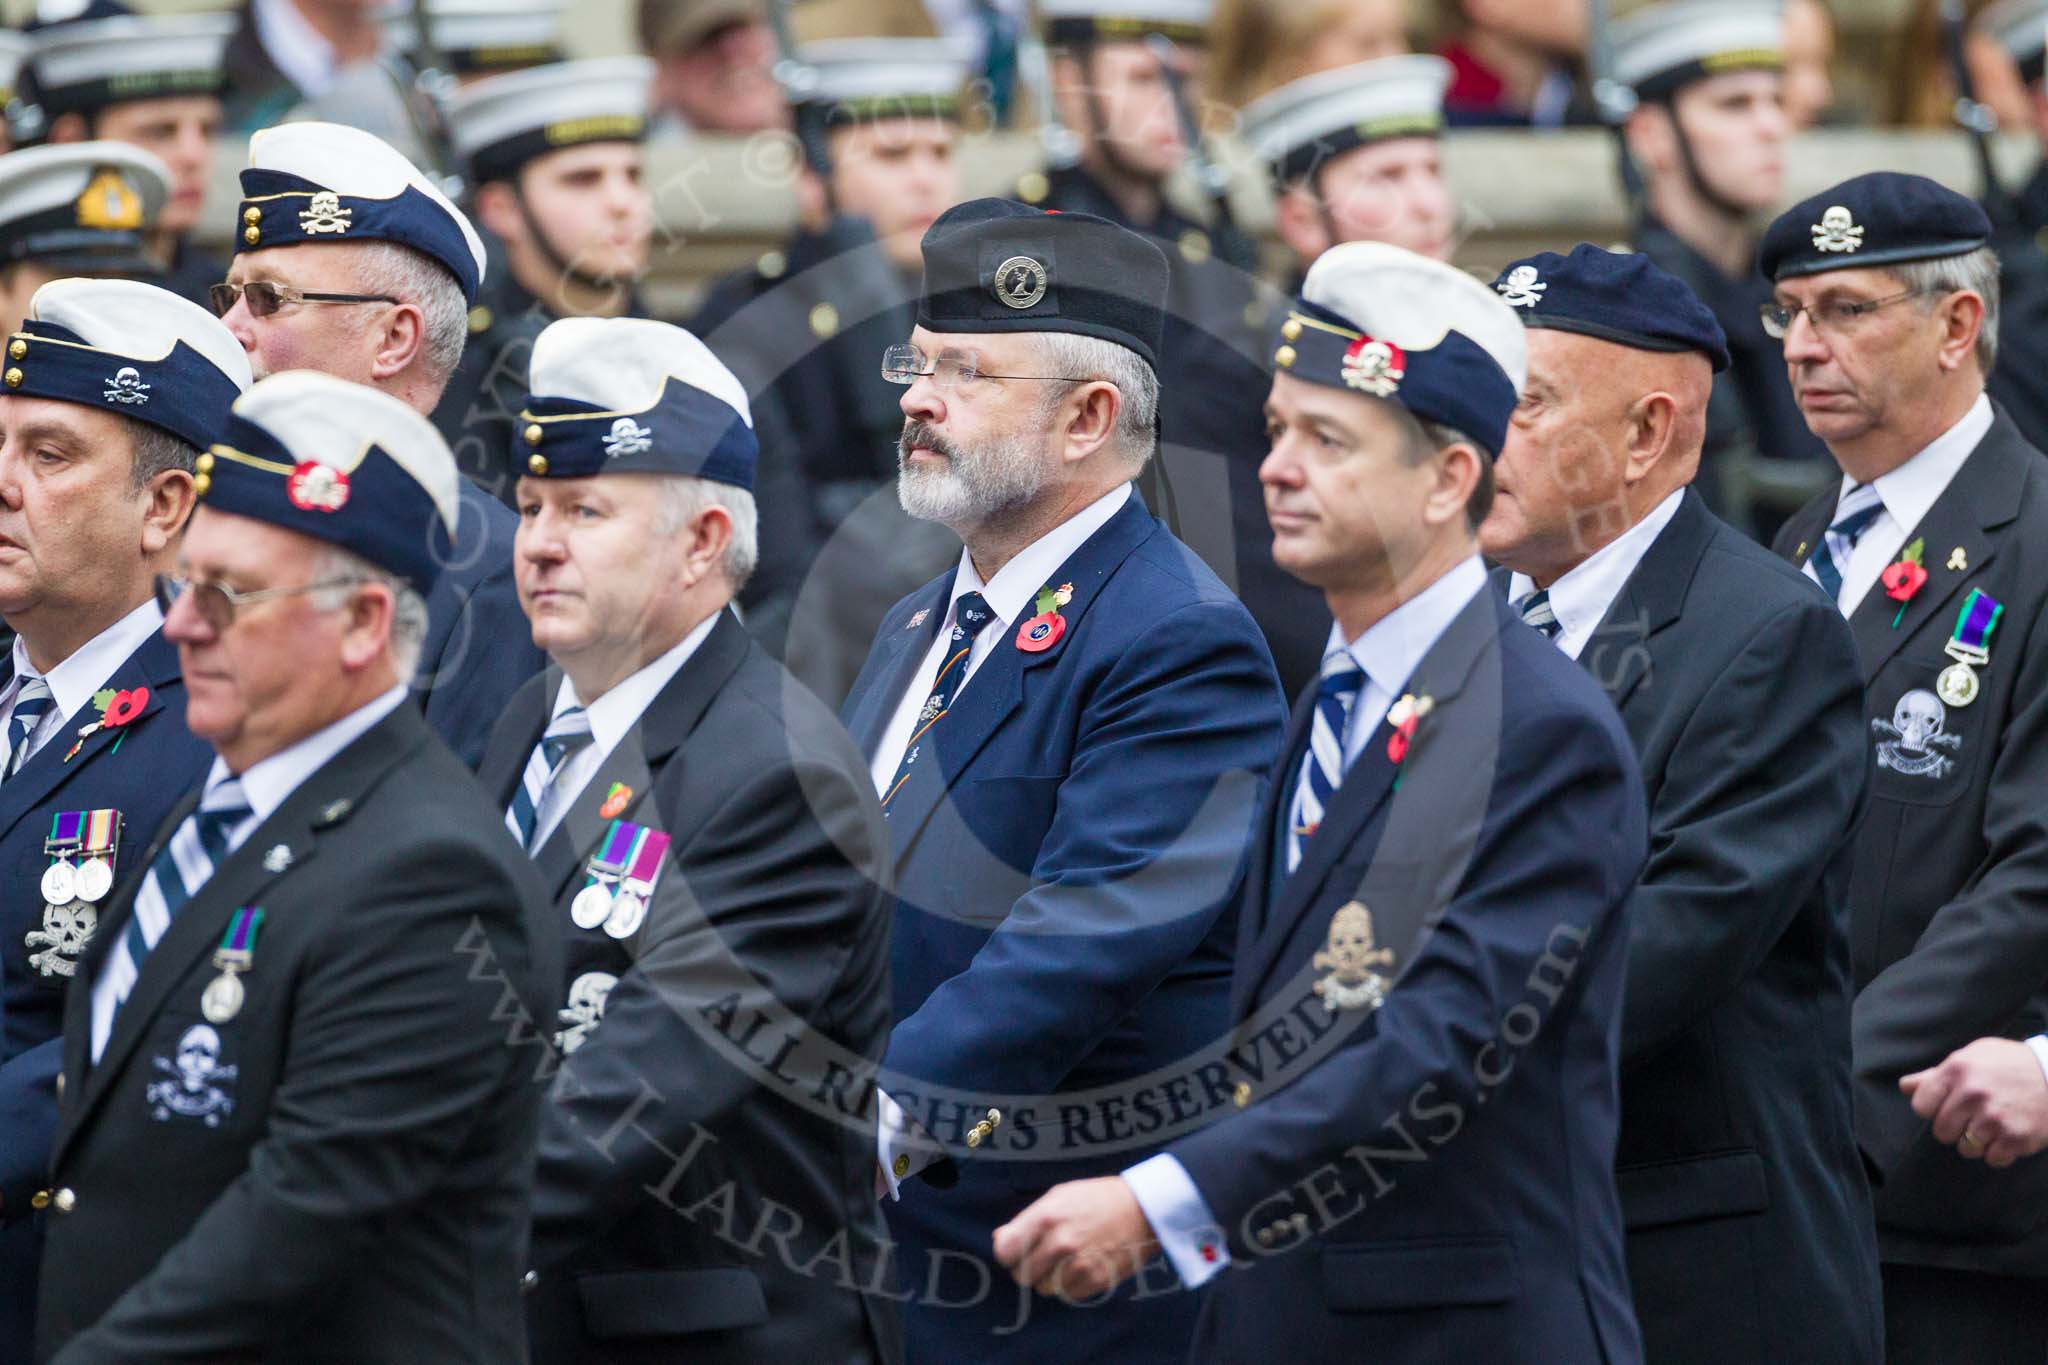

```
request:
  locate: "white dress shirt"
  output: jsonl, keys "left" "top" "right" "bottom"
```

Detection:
{"left": 1807, "top": 393, "right": 1990, "bottom": 616}
{"left": 869, "top": 483, "right": 1130, "bottom": 794}
{"left": 532, "top": 610, "right": 722, "bottom": 850}
{"left": 1507, "top": 488, "right": 1684, "bottom": 661}
{"left": 872, "top": 482, "right": 1131, "bottom": 1195}
{"left": 1124, "top": 554, "right": 1488, "bottom": 1289}
{"left": 2, "top": 598, "right": 163, "bottom": 770}
{"left": 89, "top": 685, "right": 409, "bottom": 1061}
{"left": 254, "top": 0, "right": 344, "bottom": 98}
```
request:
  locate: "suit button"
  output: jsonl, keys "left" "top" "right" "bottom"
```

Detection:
{"left": 892, "top": 1154, "right": 911, "bottom": 1179}
{"left": 1254, "top": 1226, "right": 1274, "bottom": 1247}
{"left": 1232, "top": 1083, "right": 1251, "bottom": 1108}
{"left": 55, "top": 1073, "right": 63, "bottom": 1101}
{"left": 520, "top": 1270, "right": 539, "bottom": 1294}
{"left": 52, "top": 1188, "right": 75, "bottom": 1213}
{"left": 29, "top": 1190, "right": 49, "bottom": 1210}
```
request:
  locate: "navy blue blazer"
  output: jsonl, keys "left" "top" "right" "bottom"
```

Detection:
{"left": 839, "top": 493, "right": 1286, "bottom": 1363}
{"left": 1167, "top": 587, "right": 1648, "bottom": 1365}
{"left": 0, "top": 630, "right": 212, "bottom": 1351}
{"left": 418, "top": 481, "right": 544, "bottom": 770}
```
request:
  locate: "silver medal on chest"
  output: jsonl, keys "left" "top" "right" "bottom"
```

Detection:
{"left": 40, "top": 859, "right": 76, "bottom": 906}
{"left": 603, "top": 889, "right": 647, "bottom": 939}
{"left": 570, "top": 880, "right": 615, "bottom": 930}
{"left": 74, "top": 855, "right": 113, "bottom": 903}
{"left": 201, "top": 971, "right": 245, "bottom": 1024}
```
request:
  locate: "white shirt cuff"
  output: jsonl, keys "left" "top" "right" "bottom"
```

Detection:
{"left": 2027, "top": 1035, "right": 2048, "bottom": 1087}
{"left": 875, "top": 1090, "right": 936, "bottom": 1201}
{"left": 1122, "top": 1153, "right": 1229, "bottom": 1289}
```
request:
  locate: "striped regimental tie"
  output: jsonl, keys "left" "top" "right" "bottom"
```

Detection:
{"left": 881, "top": 592, "right": 997, "bottom": 814}
{"left": 1286, "top": 651, "right": 1367, "bottom": 875}
{"left": 1515, "top": 589, "right": 1563, "bottom": 641}
{"left": 5, "top": 674, "right": 52, "bottom": 777}
{"left": 1804, "top": 482, "right": 1885, "bottom": 605}
{"left": 505, "top": 706, "right": 594, "bottom": 852}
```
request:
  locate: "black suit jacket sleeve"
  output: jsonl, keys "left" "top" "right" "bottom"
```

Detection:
{"left": 1621, "top": 598, "right": 1869, "bottom": 1066}
{"left": 1852, "top": 589, "right": 2048, "bottom": 1175}
{"left": 527, "top": 751, "right": 884, "bottom": 1271}
{"left": 52, "top": 843, "right": 533, "bottom": 1364}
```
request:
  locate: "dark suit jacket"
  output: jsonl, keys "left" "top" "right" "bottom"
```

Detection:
{"left": 838, "top": 493, "right": 1286, "bottom": 1364}
{"left": 1536, "top": 492, "right": 1881, "bottom": 1364}
{"left": 37, "top": 703, "right": 551, "bottom": 1363}
{"left": 420, "top": 480, "right": 545, "bottom": 769}
{"left": 1772, "top": 406, "right": 2048, "bottom": 1276}
{"left": 0, "top": 632, "right": 213, "bottom": 1353}
{"left": 1168, "top": 588, "right": 1647, "bottom": 1365}
{"left": 479, "top": 610, "right": 900, "bottom": 1365}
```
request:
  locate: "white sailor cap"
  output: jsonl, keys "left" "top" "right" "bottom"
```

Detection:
{"left": 519, "top": 316, "right": 756, "bottom": 490}
{"left": 1240, "top": 55, "right": 1450, "bottom": 185}
{"left": 202, "top": 371, "right": 461, "bottom": 592}
{"left": 449, "top": 58, "right": 653, "bottom": 185}
{"left": 1280, "top": 241, "right": 1526, "bottom": 457}
{"left": 1982, "top": 0, "right": 2048, "bottom": 84}
{"left": 238, "top": 122, "right": 488, "bottom": 304}
{"left": 1614, "top": 0, "right": 1785, "bottom": 99}
{"left": 8, "top": 277, "right": 251, "bottom": 449}
{"left": 0, "top": 32, "right": 30, "bottom": 110}
{"left": 0, "top": 141, "right": 167, "bottom": 273}
{"left": 379, "top": 0, "right": 566, "bottom": 76}
{"left": 1038, "top": 0, "right": 1212, "bottom": 47}
{"left": 25, "top": 10, "right": 232, "bottom": 122}
{"left": 793, "top": 39, "right": 973, "bottom": 121}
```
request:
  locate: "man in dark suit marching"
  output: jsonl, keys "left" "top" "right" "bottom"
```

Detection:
{"left": 1763, "top": 171, "right": 2048, "bottom": 1363}
{"left": 993, "top": 241, "right": 1648, "bottom": 1365}
{"left": 837, "top": 199, "right": 1285, "bottom": 1362}
{"left": 1479, "top": 244, "right": 1881, "bottom": 1364}
{"left": 478, "top": 316, "right": 899, "bottom": 1363}
{"left": 36, "top": 371, "right": 549, "bottom": 1363}
{"left": 0, "top": 278, "right": 246, "bottom": 1355}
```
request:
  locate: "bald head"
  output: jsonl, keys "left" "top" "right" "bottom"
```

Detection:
{"left": 1479, "top": 327, "right": 1712, "bottom": 588}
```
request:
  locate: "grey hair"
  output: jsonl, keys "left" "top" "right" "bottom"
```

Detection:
{"left": 346, "top": 241, "right": 470, "bottom": 387}
{"left": 652, "top": 475, "right": 760, "bottom": 590}
{"left": 1032, "top": 332, "right": 1160, "bottom": 469}
{"left": 124, "top": 418, "right": 198, "bottom": 492}
{"left": 1894, "top": 246, "right": 2001, "bottom": 376}
{"left": 310, "top": 544, "right": 431, "bottom": 683}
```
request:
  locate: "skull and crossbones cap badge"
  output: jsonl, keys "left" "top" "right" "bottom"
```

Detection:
{"left": 1760, "top": 171, "right": 1991, "bottom": 282}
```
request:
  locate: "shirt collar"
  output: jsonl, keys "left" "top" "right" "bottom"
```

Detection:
{"left": 554, "top": 608, "right": 724, "bottom": 753}
{"left": 255, "top": 0, "right": 341, "bottom": 98}
{"left": 946, "top": 483, "right": 1131, "bottom": 629}
{"left": 11, "top": 599, "right": 163, "bottom": 725}
{"left": 1326, "top": 554, "right": 1489, "bottom": 701}
{"left": 1506, "top": 487, "right": 1685, "bottom": 642}
{"left": 1856, "top": 391, "right": 1992, "bottom": 533}
{"left": 210, "top": 685, "right": 410, "bottom": 825}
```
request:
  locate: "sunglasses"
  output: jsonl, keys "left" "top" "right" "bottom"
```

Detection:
{"left": 154, "top": 573, "right": 367, "bottom": 631}
{"left": 207, "top": 281, "right": 401, "bottom": 319}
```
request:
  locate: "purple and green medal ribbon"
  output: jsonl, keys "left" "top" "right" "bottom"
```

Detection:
{"left": 215, "top": 906, "right": 264, "bottom": 969}
{"left": 1950, "top": 588, "right": 2002, "bottom": 663}
{"left": 47, "top": 809, "right": 84, "bottom": 854}
{"left": 584, "top": 819, "right": 646, "bottom": 891}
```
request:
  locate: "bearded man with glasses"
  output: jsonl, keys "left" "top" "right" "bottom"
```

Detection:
{"left": 208, "top": 120, "right": 542, "bottom": 770}
{"left": 1765, "top": 171, "right": 2048, "bottom": 1364}
{"left": 0, "top": 277, "right": 246, "bottom": 1359}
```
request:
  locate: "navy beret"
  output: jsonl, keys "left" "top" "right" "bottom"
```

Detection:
{"left": 915, "top": 198, "right": 1169, "bottom": 371}
{"left": 518, "top": 316, "right": 757, "bottom": 490}
{"left": 1492, "top": 244, "right": 1729, "bottom": 372}
{"left": 1760, "top": 172, "right": 1991, "bottom": 283}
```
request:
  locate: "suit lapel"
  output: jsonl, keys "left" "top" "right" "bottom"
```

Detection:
{"left": 1843, "top": 419, "right": 2022, "bottom": 681}
{"left": 1579, "top": 492, "right": 1712, "bottom": 712}
{"left": 884, "top": 498, "right": 1156, "bottom": 862}
{"left": 479, "top": 670, "right": 554, "bottom": 811}
{"left": 0, "top": 632, "right": 180, "bottom": 849}
{"left": 532, "top": 610, "right": 751, "bottom": 902}
{"left": 58, "top": 707, "right": 427, "bottom": 1161}
{"left": 843, "top": 577, "right": 954, "bottom": 760}
{"left": 1238, "top": 589, "right": 1507, "bottom": 1008}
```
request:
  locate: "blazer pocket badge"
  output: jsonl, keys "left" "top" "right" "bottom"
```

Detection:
{"left": 147, "top": 1023, "right": 238, "bottom": 1127}
{"left": 1312, "top": 901, "right": 1396, "bottom": 1012}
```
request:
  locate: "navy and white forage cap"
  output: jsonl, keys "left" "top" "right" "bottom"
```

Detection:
{"left": 1038, "top": 0, "right": 1212, "bottom": 46}
{"left": 7, "top": 277, "right": 251, "bottom": 448}
{"left": 1982, "top": 0, "right": 2048, "bottom": 85}
{"left": 1492, "top": 243, "right": 1730, "bottom": 372}
{"left": 1278, "top": 241, "right": 1526, "bottom": 457}
{"left": 0, "top": 141, "right": 168, "bottom": 273}
{"left": 1759, "top": 171, "right": 1992, "bottom": 282}
{"left": 1614, "top": 0, "right": 1784, "bottom": 100}
{"left": 378, "top": 0, "right": 566, "bottom": 76}
{"left": 25, "top": 7, "right": 232, "bottom": 123}
{"left": 1239, "top": 55, "right": 1450, "bottom": 185}
{"left": 200, "top": 370, "right": 461, "bottom": 592}
{"left": 518, "top": 316, "right": 757, "bottom": 490}
{"left": 449, "top": 57, "right": 653, "bottom": 185}
{"left": 792, "top": 38, "right": 972, "bottom": 121}
{"left": 236, "top": 122, "right": 488, "bottom": 305}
